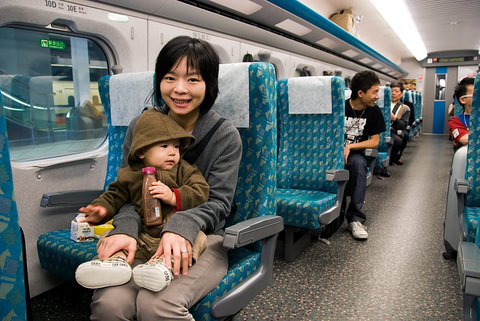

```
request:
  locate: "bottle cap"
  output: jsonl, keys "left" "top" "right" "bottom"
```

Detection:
{"left": 142, "top": 167, "right": 156, "bottom": 175}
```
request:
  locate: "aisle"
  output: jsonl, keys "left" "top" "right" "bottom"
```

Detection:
{"left": 239, "top": 135, "right": 462, "bottom": 320}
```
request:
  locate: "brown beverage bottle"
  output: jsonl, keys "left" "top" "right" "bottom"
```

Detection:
{"left": 142, "top": 167, "right": 163, "bottom": 226}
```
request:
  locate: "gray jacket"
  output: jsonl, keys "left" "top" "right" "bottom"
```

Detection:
{"left": 111, "top": 109, "right": 242, "bottom": 246}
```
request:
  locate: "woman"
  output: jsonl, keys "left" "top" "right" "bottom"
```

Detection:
{"left": 84, "top": 35, "right": 242, "bottom": 320}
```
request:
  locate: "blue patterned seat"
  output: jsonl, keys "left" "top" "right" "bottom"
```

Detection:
{"left": 454, "top": 96, "right": 464, "bottom": 116}
{"left": 37, "top": 62, "right": 282, "bottom": 321}
{"left": 276, "top": 76, "right": 349, "bottom": 262}
{"left": 0, "top": 90, "right": 28, "bottom": 320}
{"left": 375, "top": 86, "right": 392, "bottom": 170}
{"left": 455, "top": 72, "right": 480, "bottom": 321}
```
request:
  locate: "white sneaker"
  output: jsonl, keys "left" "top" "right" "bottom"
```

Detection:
{"left": 348, "top": 221, "right": 368, "bottom": 239}
{"left": 132, "top": 256, "right": 173, "bottom": 292}
{"left": 75, "top": 256, "right": 132, "bottom": 289}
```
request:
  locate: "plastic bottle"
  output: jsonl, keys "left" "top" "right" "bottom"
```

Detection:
{"left": 142, "top": 167, "right": 163, "bottom": 226}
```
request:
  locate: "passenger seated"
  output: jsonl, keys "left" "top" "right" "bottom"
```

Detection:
{"left": 75, "top": 110, "right": 209, "bottom": 292}
{"left": 448, "top": 77, "right": 475, "bottom": 148}
{"left": 344, "top": 70, "right": 386, "bottom": 239}
{"left": 389, "top": 82, "right": 411, "bottom": 165}
{"left": 77, "top": 36, "right": 242, "bottom": 320}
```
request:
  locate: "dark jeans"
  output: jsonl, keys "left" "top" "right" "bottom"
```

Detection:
{"left": 345, "top": 152, "right": 367, "bottom": 224}
{"left": 391, "top": 130, "right": 409, "bottom": 163}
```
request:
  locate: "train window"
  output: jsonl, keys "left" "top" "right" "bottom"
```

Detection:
{"left": 0, "top": 27, "right": 109, "bottom": 162}
{"left": 435, "top": 73, "right": 447, "bottom": 100}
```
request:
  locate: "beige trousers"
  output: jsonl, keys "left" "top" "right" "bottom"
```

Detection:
{"left": 90, "top": 234, "right": 227, "bottom": 320}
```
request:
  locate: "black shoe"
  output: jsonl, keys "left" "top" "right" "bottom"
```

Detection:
{"left": 379, "top": 167, "right": 391, "bottom": 177}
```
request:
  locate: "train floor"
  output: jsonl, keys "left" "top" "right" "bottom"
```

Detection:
{"left": 30, "top": 134, "right": 462, "bottom": 320}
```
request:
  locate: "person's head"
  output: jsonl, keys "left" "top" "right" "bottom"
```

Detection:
{"left": 128, "top": 109, "right": 195, "bottom": 170}
{"left": 350, "top": 70, "right": 380, "bottom": 107}
{"left": 389, "top": 81, "right": 404, "bottom": 103}
{"left": 454, "top": 77, "right": 474, "bottom": 113}
{"left": 153, "top": 36, "right": 220, "bottom": 116}
{"left": 137, "top": 138, "right": 181, "bottom": 171}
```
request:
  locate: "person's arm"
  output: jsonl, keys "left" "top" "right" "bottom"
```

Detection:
{"left": 459, "top": 133, "right": 469, "bottom": 146}
{"left": 344, "top": 134, "right": 380, "bottom": 163}
{"left": 448, "top": 116, "right": 469, "bottom": 146}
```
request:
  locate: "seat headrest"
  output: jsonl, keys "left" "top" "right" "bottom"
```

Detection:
{"left": 212, "top": 63, "right": 250, "bottom": 128}
{"left": 286, "top": 76, "right": 333, "bottom": 114}
{"left": 110, "top": 71, "right": 154, "bottom": 126}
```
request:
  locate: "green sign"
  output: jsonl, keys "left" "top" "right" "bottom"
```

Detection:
{"left": 39, "top": 39, "right": 66, "bottom": 50}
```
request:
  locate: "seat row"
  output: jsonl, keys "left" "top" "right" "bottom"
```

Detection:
{"left": 444, "top": 72, "right": 480, "bottom": 320}
{"left": 29, "top": 62, "right": 391, "bottom": 319}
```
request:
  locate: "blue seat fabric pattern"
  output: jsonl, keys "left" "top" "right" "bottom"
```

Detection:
{"left": 376, "top": 86, "right": 391, "bottom": 169}
{"left": 464, "top": 73, "right": 480, "bottom": 242}
{"left": 0, "top": 90, "right": 28, "bottom": 321}
{"left": 276, "top": 76, "right": 345, "bottom": 230}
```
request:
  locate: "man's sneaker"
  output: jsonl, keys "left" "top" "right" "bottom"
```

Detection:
{"left": 75, "top": 256, "right": 132, "bottom": 289}
{"left": 348, "top": 221, "right": 368, "bottom": 239}
{"left": 132, "top": 256, "right": 173, "bottom": 292}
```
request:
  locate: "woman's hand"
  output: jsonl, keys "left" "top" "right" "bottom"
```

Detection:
{"left": 97, "top": 234, "right": 137, "bottom": 264}
{"left": 154, "top": 232, "right": 192, "bottom": 276}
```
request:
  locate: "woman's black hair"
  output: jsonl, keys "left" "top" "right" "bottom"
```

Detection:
{"left": 152, "top": 36, "right": 220, "bottom": 115}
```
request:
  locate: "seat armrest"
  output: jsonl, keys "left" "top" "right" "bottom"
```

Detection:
{"left": 455, "top": 179, "right": 469, "bottom": 194}
{"left": 385, "top": 137, "right": 392, "bottom": 144}
{"left": 365, "top": 148, "right": 378, "bottom": 158}
{"left": 40, "top": 190, "right": 103, "bottom": 207}
{"left": 326, "top": 169, "right": 349, "bottom": 182}
{"left": 223, "top": 216, "right": 284, "bottom": 249}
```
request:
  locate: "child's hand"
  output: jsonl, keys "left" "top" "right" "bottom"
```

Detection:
{"left": 78, "top": 205, "right": 107, "bottom": 224}
{"left": 150, "top": 181, "right": 176, "bottom": 206}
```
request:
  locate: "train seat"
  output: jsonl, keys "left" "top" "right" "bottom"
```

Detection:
{"left": 275, "top": 76, "right": 349, "bottom": 262}
{"left": 37, "top": 62, "right": 283, "bottom": 321}
{"left": 0, "top": 90, "right": 29, "bottom": 320}
{"left": 375, "top": 86, "right": 392, "bottom": 171}
{"left": 454, "top": 72, "right": 480, "bottom": 320}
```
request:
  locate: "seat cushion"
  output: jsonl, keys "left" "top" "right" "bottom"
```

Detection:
{"left": 37, "top": 229, "right": 98, "bottom": 281}
{"left": 190, "top": 248, "right": 261, "bottom": 320}
{"left": 276, "top": 188, "right": 337, "bottom": 230}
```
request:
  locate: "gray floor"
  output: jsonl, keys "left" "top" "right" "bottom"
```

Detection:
{"left": 31, "top": 134, "right": 463, "bottom": 320}
{"left": 238, "top": 134, "right": 463, "bottom": 320}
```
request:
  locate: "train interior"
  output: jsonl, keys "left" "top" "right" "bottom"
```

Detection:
{"left": 1, "top": 0, "right": 480, "bottom": 320}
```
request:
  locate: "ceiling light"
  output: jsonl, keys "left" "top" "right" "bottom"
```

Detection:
{"left": 275, "top": 19, "right": 311, "bottom": 36}
{"left": 316, "top": 37, "right": 339, "bottom": 49}
{"left": 107, "top": 12, "right": 129, "bottom": 23}
{"left": 209, "top": 0, "right": 262, "bottom": 15}
{"left": 359, "top": 57, "right": 373, "bottom": 64}
{"left": 370, "top": 0, "right": 427, "bottom": 61}
{"left": 342, "top": 49, "right": 360, "bottom": 58}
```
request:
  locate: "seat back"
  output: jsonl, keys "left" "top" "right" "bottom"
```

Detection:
{"left": 98, "top": 72, "right": 153, "bottom": 191}
{"left": 465, "top": 73, "right": 480, "bottom": 207}
{"left": 377, "top": 86, "right": 392, "bottom": 152}
{"left": 277, "top": 76, "right": 345, "bottom": 193}
{"left": 225, "top": 63, "right": 277, "bottom": 228}
{"left": 454, "top": 96, "right": 463, "bottom": 116}
{"left": 0, "top": 90, "right": 28, "bottom": 320}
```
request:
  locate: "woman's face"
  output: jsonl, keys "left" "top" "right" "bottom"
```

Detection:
{"left": 160, "top": 56, "right": 206, "bottom": 118}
